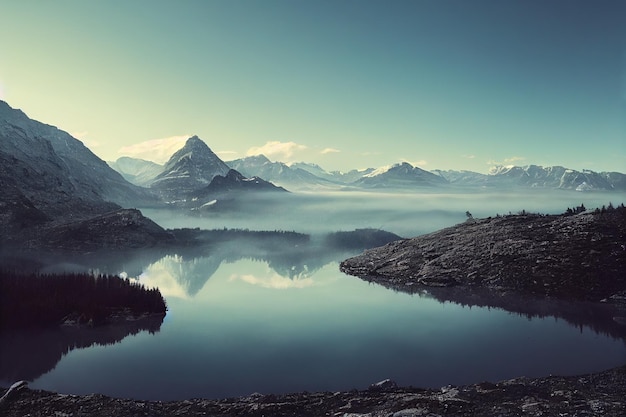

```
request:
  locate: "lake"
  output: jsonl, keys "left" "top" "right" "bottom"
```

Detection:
{"left": 1, "top": 190, "right": 625, "bottom": 400}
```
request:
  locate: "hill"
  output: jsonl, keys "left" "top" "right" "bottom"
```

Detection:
{"left": 341, "top": 206, "right": 626, "bottom": 301}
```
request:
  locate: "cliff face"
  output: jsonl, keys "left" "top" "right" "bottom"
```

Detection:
{"left": 341, "top": 208, "right": 626, "bottom": 301}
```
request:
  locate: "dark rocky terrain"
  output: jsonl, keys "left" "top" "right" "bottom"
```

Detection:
{"left": 2, "top": 365, "right": 625, "bottom": 416}
{"left": 341, "top": 207, "right": 626, "bottom": 302}
{"left": 0, "top": 101, "right": 167, "bottom": 251}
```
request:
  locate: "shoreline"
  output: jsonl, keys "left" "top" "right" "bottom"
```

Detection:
{"left": 2, "top": 365, "right": 625, "bottom": 416}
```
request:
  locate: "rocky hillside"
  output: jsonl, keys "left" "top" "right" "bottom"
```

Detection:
{"left": 0, "top": 101, "right": 168, "bottom": 251}
{"left": 20, "top": 209, "right": 175, "bottom": 252}
{"left": 0, "top": 100, "right": 152, "bottom": 210}
{"left": 341, "top": 206, "right": 626, "bottom": 301}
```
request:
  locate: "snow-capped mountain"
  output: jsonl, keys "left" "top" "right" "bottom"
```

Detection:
{"left": 353, "top": 162, "right": 449, "bottom": 188}
{"left": 227, "top": 155, "right": 334, "bottom": 190}
{"left": 484, "top": 165, "right": 621, "bottom": 191}
{"left": 193, "top": 169, "right": 287, "bottom": 198}
{"left": 431, "top": 169, "right": 489, "bottom": 186}
{"left": 150, "top": 135, "right": 231, "bottom": 195}
{"left": 289, "top": 162, "right": 376, "bottom": 184}
{"left": 108, "top": 157, "right": 163, "bottom": 187}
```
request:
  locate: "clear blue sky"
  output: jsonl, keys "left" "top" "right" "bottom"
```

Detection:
{"left": 1, "top": 0, "right": 624, "bottom": 173}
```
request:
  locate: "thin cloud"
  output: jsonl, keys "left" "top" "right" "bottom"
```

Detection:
{"left": 487, "top": 156, "right": 526, "bottom": 166}
{"left": 229, "top": 273, "right": 314, "bottom": 289}
{"left": 462, "top": 154, "right": 476, "bottom": 159}
{"left": 118, "top": 135, "right": 190, "bottom": 163}
{"left": 246, "top": 141, "right": 307, "bottom": 160}
{"left": 321, "top": 147, "right": 340, "bottom": 155}
{"left": 504, "top": 156, "right": 526, "bottom": 164}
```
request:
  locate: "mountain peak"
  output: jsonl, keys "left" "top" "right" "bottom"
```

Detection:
{"left": 151, "top": 136, "right": 231, "bottom": 194}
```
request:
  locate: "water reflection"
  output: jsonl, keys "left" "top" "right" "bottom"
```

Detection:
{"left": 3, "top": 229, "right": 625, "bottom": 399}
{"left": 360, "top": 278, "right": 626, "bottom": 340}
{"left": 0, "top": 315, "right": 163, "bottom": 383}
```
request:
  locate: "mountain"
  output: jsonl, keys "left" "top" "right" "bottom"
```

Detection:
{"left": 0, "top": 100, "right": 167, "bottom": 250}
{"left": 486, "top": 165, "right": 621, "bottom": 191}
{"left": 353, "top": 162, "right": 449, "bottom": 188}
{"left": 108, "top": 157, "right": 163, "bottom": 187}
{"left": 289, "top": 162, "right": 376, "bottom": 184}
{"left": 227, "top": 155, "right": 335, "bottom": 190}
{"left": 192, "top": 169, "right": 287, "bottom": 201}
{"left": 341, "top": 206, "right": 626, "bottom": 301}
{"left": 150, "top": 136, "right": 231, "bottom": 197}
{"left": 1, "top": 100, "right": 119, "bottom": 222}
{"left": 431, "top": 165, "right": 626, "bottom": 191}
{"left": 431, "top": 169, "right": 490, "bottom": 186}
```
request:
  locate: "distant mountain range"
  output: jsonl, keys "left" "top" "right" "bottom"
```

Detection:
{"left": 111, "top": 149, "right": 626, "bottom": 193}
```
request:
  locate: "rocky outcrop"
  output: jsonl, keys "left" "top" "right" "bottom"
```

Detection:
{"left": 27, "top": 209, "right": 176, "bottom": 251}
{"left": 2, "top": 366, "right": 625, "bottom": 416}
{"left": 341, "top": 208, "right": 626, "bottom": 301}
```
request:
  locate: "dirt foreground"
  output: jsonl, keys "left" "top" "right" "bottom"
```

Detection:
{"left": 2, "top": 365, "right": 626, "bottom": 417}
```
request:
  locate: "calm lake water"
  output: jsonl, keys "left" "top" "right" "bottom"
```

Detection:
{"left": 2, "top": 191, "right": 625, "bottom": 400}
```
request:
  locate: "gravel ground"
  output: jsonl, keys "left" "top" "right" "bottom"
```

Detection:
{"left": 2, "top": 366, "right": 625, "bottom": 416}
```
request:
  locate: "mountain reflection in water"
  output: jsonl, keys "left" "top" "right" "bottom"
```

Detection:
{"left": 2, "top": 229, "right": 625, "bottom": 400}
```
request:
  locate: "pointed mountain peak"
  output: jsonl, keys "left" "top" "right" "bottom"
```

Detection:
{"left": 152, "top": 136, "right": 231, "bottom": 193}
{"left": 186, "top": 135, "right": 203, "bottom": 145}
{"left": 181, "top": 135, "right": 211, "bottom": 151}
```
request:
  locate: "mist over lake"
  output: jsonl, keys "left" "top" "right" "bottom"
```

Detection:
{"left": 3, "top": 189, "right": 624, "bottom": 401}
{"left": 141, "top": 189, "right": 623, "bottom": 237}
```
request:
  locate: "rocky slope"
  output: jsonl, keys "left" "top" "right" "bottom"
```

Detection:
{"left": 0, "top": 101, "right": 169, "bottom": 251}
{"left": 0, "top": 100, "right": 152, "bottom": 210}
{"left": 341, "top": 207, "right": 626, "bottom": 301}
{"left": 2, "top": 366, "right": 625, "bottom": 416}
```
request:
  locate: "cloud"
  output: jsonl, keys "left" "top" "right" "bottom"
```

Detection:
{"left": 487, "top": 156, "right": 526, "bottom": 166}
{"left": 504, "top": 156, "right": 526, "bottom": 164}
{"left": 321, "top": 147, "right": 340, "bottom": 155}
{"left": 246, "top": 141, "right": 308, "bottom": 161}
{"left": 230, "top": 273, "right": 314, "bottom": 289}
{"left": 462, "top": 154, "right": 476, "bottom": 159}
{"left": 118, "top": 135, "right": 190, "bottom": 163}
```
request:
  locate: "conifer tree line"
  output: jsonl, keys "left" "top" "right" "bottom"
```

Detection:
{"left": 0, "top": 271, "right": 167, "bottom": 330}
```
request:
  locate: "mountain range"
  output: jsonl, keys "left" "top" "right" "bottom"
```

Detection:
{"left": 114, "top": 153, "right": 626, "bottom": 193}
{"left": 1, "top": 98, "right": 625, "bottom": 251}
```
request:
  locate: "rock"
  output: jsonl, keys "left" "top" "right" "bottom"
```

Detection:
{"left": 2, "top": 366, "right": 626, "bottom": 416}
{"left": 368, "top": 379, "right": 398, "bottom": 391}
{"left": 0, "top": 381, "right": 28, "bottom": 408}
{"left": 341, "top": 208, "right": 626, "bottom": 302}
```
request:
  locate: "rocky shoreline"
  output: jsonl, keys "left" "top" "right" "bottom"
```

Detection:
{"left": 2, "top": 366, "right": 626, "bottom": 416}
{"left": 340, "top": 208, "right": 626, "bottom": 302}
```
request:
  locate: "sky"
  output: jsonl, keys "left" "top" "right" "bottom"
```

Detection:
{"left": 1, "top": 0, "right": 625, "bottom": 173}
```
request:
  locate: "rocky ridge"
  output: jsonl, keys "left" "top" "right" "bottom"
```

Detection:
{"left": 341, "top": 207, "right": 626, "bottom": 301}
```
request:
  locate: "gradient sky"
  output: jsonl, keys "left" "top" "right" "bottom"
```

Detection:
{"left": 1, "top": 0, "right": 624, "bottom": 173}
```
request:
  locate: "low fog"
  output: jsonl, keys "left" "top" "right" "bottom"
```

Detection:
{"left": 141, "top": 189, "right": 623, "bottom": 238}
